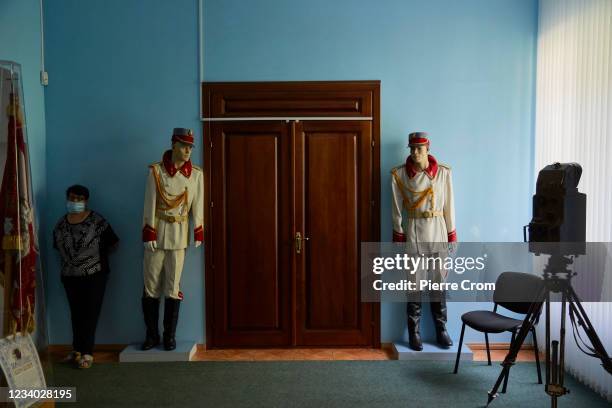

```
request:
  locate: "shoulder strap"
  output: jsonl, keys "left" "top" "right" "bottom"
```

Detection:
{"left": 391, "top": 169, "right": 410, "bottom": 207}
{"left": 392, "top": 169, "right": 434, "bottom": 210}
{"left": 150, "top": 165, "right": 188, "bottom": 210}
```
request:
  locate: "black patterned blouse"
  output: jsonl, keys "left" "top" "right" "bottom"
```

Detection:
{"left": 53, "top": 211, "right": 119, "bottom": 277}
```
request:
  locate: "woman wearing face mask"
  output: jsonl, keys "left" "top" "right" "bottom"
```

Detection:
{"left": 52, "top": 184, "right": 119, "bottom": 368}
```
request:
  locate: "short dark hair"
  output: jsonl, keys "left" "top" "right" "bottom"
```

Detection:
{"left": 66, "top": 184, "right": 89, "bottom": 200}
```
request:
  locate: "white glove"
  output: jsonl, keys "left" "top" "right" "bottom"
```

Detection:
{"left": 195, "top": 241, "right": 202, "bottom": 248}
{"left": 448, "top": 241, "right": 458, "bottom": 254}
{"left": 144, "top": 241, "right": 157, "bottom": 252}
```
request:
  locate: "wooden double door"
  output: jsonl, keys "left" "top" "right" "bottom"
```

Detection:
{"left": 202, "top": 82, "right": 380, "bottom": 348}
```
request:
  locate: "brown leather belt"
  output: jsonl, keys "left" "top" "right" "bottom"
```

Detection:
{"left": 156, "top": 211, "right": 188, "bottom": 223}
{"left": 407, "top": 210, "right": 443, "bottom": 219}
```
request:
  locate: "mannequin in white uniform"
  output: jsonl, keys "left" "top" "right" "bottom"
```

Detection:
{"left": 391, "top": 132, "right": 456, "bottom": 350}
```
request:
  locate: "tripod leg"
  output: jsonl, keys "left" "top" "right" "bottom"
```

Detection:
{"left": 502, "top": 330, "right": 516, "bottom": 393}
{"left": 551, "top": 340, "right": 559, "bottom": 408}
{"left": 531, "top": 327, "right": 542, "bottom": 384}
{"left": 559, "top": 293, "right": 567, "bottom": 388}
{"left": 487, "top": 284, "right": 546, "bottom": 406}
{"left": 545, "top": 292, "right": 551, "bottom": 386}
{"left": 488, "top": 321, "right": 536, "bottom": 402}
{"left": 567, "top": 287, "right": 612, "bottom": 374}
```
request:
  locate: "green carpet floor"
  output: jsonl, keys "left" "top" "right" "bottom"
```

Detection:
{"left": 49, "top": 360, "right": 610, "bottom": 407}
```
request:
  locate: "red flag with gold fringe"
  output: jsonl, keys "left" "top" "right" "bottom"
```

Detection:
{"left": 0, "top": 90, "right": 38, "bottom": 334}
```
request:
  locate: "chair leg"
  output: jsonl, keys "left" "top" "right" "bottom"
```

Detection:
{"left": 453, "top": 323, "right": 466, "bottom": 374}
{"left": 532, "top": 327, "right": 543, "bottom": 384}
{"left": 502, "top": 330, "right": 516, "bottom": 393}
{"left": 485, "top": 333, "right": 491, "bottom": 366}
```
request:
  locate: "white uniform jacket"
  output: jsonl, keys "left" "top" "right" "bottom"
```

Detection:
{"left": 142, "top": 150, "right": 204, "bottom": 250}
{"left": 391, "top": 154, "right": 456, "bottom": 254}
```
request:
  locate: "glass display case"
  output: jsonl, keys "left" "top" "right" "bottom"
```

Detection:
{"left": 0, "top": 60, "right": 50, "bottom": 396}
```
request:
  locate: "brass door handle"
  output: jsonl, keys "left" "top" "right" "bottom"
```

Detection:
{"left": 295, "top": 232, "right": 310, "bottom": 254}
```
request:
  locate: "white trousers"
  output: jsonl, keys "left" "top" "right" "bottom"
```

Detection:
{"left": 143, "top": 249, "right": 185, "bottom": 299}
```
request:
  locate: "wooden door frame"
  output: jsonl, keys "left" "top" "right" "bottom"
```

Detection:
{"left": 202, "top": 81, "right": 381, "bottom": 348}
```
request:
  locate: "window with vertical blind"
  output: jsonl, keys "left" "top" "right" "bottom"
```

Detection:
{"left": 534, "top": 0, "right": 612, "bottom": 401}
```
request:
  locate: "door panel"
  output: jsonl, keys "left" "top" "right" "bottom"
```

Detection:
{"left": 295, "top": 121, "right": 373, "bottom": 345}
{"left": 210, "top": 122, "right": 292, "bottom": 346}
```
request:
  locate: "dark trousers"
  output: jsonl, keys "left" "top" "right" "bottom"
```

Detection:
{"left": 62, "top": 272, "right": 107, "bottom": 355}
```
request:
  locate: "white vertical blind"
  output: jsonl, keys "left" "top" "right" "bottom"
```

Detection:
{"left": 535, "top": 0, "right": 612, "bottom": 401}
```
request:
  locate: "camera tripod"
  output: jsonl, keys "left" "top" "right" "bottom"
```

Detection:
{"left": 486, "top": 255, "right": 612, "bottom": 408}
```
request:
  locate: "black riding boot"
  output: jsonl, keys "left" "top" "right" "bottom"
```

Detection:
{"left": 141, "top": 297, "right": 160, "bottom": 350}
{"left": 431, "top": 294, "right": 453, "bottom": 348}
{"left": 163, "top": 297, "right": 181, "bottom": 351}
{"left": 407, "top": 301, "right": 423, "bottom": 351}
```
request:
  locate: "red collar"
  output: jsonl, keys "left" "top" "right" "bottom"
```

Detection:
{"left": 162, "top": 150, "right": 192, "bottom": 178}
{"left": 405, "top": 154, "right": 438, "bottom": 179}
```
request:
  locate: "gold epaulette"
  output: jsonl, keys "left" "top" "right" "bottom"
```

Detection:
{"left": 390, "top": 164, "right": 405, "bottom": 174}
{"left": 148, "top": 162, "right": 161, "bottom": 170}
{"left": 192, "top": 164, "right": 202, "bottom": 172}
{"left": 438, "top": 163, "right": 452, "bottom": 170}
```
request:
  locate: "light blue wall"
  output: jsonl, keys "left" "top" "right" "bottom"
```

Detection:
{"left": 0, "top": 0, "right": 47, "bottom": 343}
{"left": 204, "top": 0, "right": 538, "bottom": 344}
{"left": 43, "top": 0, "right": 203, "bottom": 344}
{"left": 0, "top": 0, "right": 46, "bottom": 231}
{"left": 42, "top": 0, "right": 538, "bottom": 345}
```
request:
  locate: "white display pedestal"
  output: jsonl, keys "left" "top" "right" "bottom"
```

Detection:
{"left": 119, "top": 342, "right": 197, "bottom": 362}
{"left": 393, "top": 341, "right": 473, "bottom": 361}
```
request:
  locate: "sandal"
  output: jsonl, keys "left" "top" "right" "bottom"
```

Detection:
{"left": 78, "top": 354, "right": 93, "bottom": 369}
{"left": 63, "top": 351, "right": 81, "bottom": 364}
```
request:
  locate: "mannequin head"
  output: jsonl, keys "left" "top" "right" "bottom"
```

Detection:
{"left": 408, "top": 132, "right": 431, "bottom": 170}
{"left": 410, "top": 144, "right": 429, "bottom": 168}
{"left": 169, "top": 128, "right": 194, "bottom": 167}
{"left": 171, "top": 141, "right": 193, "bottom": 164}
{"left": 410, "top": 145, "right": 429, "bottom": 163}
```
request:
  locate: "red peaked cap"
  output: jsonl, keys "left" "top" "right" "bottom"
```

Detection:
{"left": 171, "top": 127, "right": 195, "bottom": 146}
{"left": 408, "top": 131, "right": 429, "bottom": 147}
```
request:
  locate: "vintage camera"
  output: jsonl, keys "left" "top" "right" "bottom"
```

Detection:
{"left": 526, "top": 162, "right": 586, "bottom": 255}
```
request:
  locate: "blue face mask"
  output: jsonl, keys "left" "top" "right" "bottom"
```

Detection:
{"left": 66, "top": 201, "right": 86, "bottom": 214}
